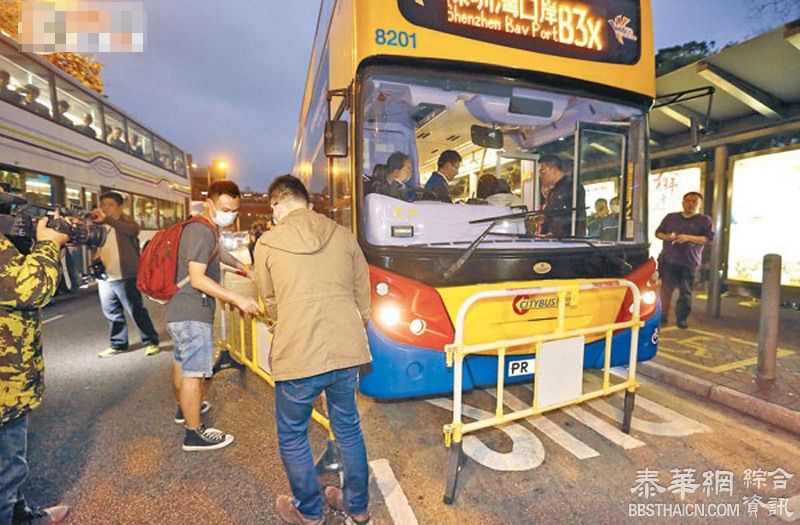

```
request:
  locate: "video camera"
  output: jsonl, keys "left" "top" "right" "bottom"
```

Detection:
{"left": 0, "top": 189, "right": 107, "bottom": 250}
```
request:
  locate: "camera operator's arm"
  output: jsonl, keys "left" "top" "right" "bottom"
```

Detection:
{"left": 0, "top": 219, "right": 69, "bottom": 310}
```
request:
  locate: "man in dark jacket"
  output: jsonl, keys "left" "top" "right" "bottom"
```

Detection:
{"left": 1, "top": 187, "right": 71, "bottom": 525}
{"left": 423, "top": 150, "right": 461, "bottom": 203}
{"left": 539, "top": 154, "right": 586, "bottom": 237}
{"left": 92, "top": 191, "right": 160, "bottom": 357}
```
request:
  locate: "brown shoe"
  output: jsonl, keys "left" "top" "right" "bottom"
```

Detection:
{"left": 275, "top": 495, "right": 323, "bottom": 525}
{"left": 324, "top": 486, "right": 370, "bottom": 524}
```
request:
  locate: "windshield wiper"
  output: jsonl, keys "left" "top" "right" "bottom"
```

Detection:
{"left": 444, "top": 208, "right": 597, "bottom": 281}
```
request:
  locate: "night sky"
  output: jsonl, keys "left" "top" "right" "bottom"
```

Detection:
{"left": 98, "top": 0, "right": 798, "bottom": 191}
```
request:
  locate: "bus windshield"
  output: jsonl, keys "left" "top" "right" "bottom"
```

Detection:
{"left": 359, "top": 66, "right": 648, "bottom": 249}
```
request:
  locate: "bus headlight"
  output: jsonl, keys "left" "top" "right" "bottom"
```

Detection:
{"left": 377, "top": 304, "right": 402, "bottom": 328}
{"left": 375, "top": 281, "right": 390, "bottom": 297}
{"left": 409, "top": 318, "right": 426, "bottom": 335}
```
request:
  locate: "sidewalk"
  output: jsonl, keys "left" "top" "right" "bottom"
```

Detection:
{"left": 638, "top": 293, "right": 800, "bottom": 435}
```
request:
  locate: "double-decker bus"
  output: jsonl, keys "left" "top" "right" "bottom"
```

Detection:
{"left": 294, "top": 0, "right": 660, "bottom": 399}
{"left": 0, "top": 33, "right": 190, "bottom": 291}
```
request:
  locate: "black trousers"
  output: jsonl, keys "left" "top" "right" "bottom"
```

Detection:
{"left": 659, "top": 261, "right": 697, "bottom": 323}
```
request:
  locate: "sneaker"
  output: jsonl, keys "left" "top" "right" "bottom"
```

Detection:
{"left": 677, "top": 319, "right": 689, "bottom": 329}
{"left": 174, "top": 401, "right": 211, "bottom": 424}
{"left": 324, "top": 486, "right": 370, "bottom": 524}
{"left": 144, "top": 344, "right": 161, "bottom": 356}
{"left": 275, "top": 495, "right": 323, "bottom": 525}
{"left": 15, "top": 505, "right": 70, "bottom": 525}
{"left": 97, "top": 347, "right": 124, "bottom": 358}
{"left": 182, "top": 425, "right": 233, "bottom": 451}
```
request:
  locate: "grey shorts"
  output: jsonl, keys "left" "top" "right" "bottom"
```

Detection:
{"left": 167, "top": 321, "right": 214, "bottom": 378}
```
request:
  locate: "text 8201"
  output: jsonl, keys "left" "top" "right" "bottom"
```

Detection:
{"left": 375, "top": 29, "right": 417, "bottom": 48}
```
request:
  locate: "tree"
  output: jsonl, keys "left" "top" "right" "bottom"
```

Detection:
{"left": 0, "top": 0, "right": 104, "bottom": 93}
{"left": 747, "top": 0, "right": 800, "bottom": 18}
{"left": 655, "top": 40, "right": 716, "bottom": 77}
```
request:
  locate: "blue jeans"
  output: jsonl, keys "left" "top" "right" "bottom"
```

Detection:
{"left": 98, "top": 278, "right": 159, "bottom": 350}
{"left": 275, "top": 367, "right": 369, "bottom": 519}
{"left": 0, "top": 415, "right": 30, "bottom": 525}
{"left": 167, "top": 321, "right": 214, "bottom": 378}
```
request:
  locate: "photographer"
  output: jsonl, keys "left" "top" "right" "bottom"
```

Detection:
{"left": 92, "top": 192, "right": 160, "bottom": 358}
{"left": 0, "top": 187, "right": 71, "bottom": 525}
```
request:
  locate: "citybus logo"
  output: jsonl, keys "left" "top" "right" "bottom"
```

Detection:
{"left": 608, "top": 15, "right": 638, "bottom": 45}
{"left": 512, "top": 295, "right": 558, "bottom": 315}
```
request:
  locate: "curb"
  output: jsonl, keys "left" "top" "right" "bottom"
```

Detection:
{"left": 638, "top": 361, "right": 800, "bottom": 436}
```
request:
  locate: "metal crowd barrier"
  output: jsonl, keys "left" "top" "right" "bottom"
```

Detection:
{"left": 215, "top": 268, "right": 340, "bottom": 473}
{"left": 443, "top": 280, "right": 643, "bottom": 504}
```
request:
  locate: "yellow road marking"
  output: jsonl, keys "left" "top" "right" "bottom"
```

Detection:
{"left": 658, "top": 326, "right": 795, "bottom": 373}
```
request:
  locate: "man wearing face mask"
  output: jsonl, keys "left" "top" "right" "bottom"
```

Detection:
{"left": 166, "top": 180, "right": 260, "bottom": 451}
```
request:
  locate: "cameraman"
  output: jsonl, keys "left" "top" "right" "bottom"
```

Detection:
{"left": 0, "top": 187, "right": 71, "bottom": 524}
{"left": 92, "top": 192, "right": 160, "bottom": 358}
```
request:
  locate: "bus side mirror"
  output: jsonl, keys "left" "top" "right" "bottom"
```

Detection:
{"left": 324, "top": 121, "right": 348, "bottom": 157}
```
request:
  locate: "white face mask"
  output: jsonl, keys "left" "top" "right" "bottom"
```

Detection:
{"left": 610, "top": 205, "right": 620, "bottom": 214}
{"left": 210, "top": 201, "right": 238, "bottom": 227}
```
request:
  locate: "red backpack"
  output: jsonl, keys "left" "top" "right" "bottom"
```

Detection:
{"left": 136, "top": 216, "right": 219, "bottom": 303}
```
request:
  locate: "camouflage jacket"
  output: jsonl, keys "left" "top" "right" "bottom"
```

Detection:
{"left": 0, "top": 235, "right": 60, "bottom": 425}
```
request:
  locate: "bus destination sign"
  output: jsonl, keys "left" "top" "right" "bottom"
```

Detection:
{"left": 398, "top": 0, "right": 641, "bottom": 64}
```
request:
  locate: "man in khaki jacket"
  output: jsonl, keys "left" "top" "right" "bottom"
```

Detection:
{"left": 254, "top": 175, "right": 371, "bottom": 525}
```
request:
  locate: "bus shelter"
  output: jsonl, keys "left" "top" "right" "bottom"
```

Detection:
{"left": 648, "top": 20, "right": 800, "bottom": 311}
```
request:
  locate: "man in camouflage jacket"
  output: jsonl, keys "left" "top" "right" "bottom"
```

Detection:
{"left": 0, "top": 206, "right": 71, "bottom": 525}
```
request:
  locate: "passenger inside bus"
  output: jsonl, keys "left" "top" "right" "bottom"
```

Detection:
{"left": 128, "top": 134, "right": 144, "bottom": 158}
{"left": 77, "top": 113, "right": 97, "bottom": 138}
{"left": 0, "top": 70, "right": 21, "bottom": 104}
{"left": 477, "top": 174, "right": 523, "bottom": 207}
{"left": 56, "top": 100, "right": 73, "bottom": 127}
{"left": 19, "top": 84, "right": 51, "bottom": 118}
{"left": 383, "top": 152, "right": 417, "bottom": 202}
{"left": 107, "top": 127, "right": 126, "bottom": 150}
{"left": 421, "top": 150, "right": 461, "bottom": 203}
{"left": 538, "top": 154, "right": 586, "bottom": 237}
{"left": 366, "top": 163, "right": 388, "bottom": 195}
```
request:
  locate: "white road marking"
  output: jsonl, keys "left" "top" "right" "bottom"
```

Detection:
{"left": 587, "top": 396, "right": 711, "bottom": 437}
{"left": 488, "top": 389, "right": 600, "bottom": 459}
{"left": 42, "top": 314, "right": 65, "bottom": 325}
{"left": 582, "top": 375, "right": 712, "bottom": 436}
{"left": 369, "top": 458, "right": 419, "bottom": 525}
{"left": 427, "top": 398, "right": 545, "bottom": 471}
{"left": 561, "top": 406, "right": 645, "bottom": 449}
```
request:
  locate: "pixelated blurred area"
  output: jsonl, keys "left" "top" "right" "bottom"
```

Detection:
{"left": 18, "top": 0, "right": 144, "bottom": 53}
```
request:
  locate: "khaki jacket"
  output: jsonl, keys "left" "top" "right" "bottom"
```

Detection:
{"left": 253, "top": 208, "right": 371, "bottom": 381}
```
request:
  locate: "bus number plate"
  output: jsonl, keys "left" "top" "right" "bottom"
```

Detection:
{"left": 375, "top": 29, "right": 417, "bottom": 49}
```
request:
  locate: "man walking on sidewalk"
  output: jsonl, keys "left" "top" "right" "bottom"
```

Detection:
{"left": 655, "top": 191, "right": 715, "bottom": 329}
{"left": 166, "top": 180, "right": 260, "bottom": 451}
{"left": 254, "top": 175, "right": 372, "bottom": 525}
{"left": 92, "top": 191, "right": 161, "bottom": 357}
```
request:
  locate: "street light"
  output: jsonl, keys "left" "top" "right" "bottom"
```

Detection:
{"left": 209, "top": 158, "right": 229, "bottom": 187}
